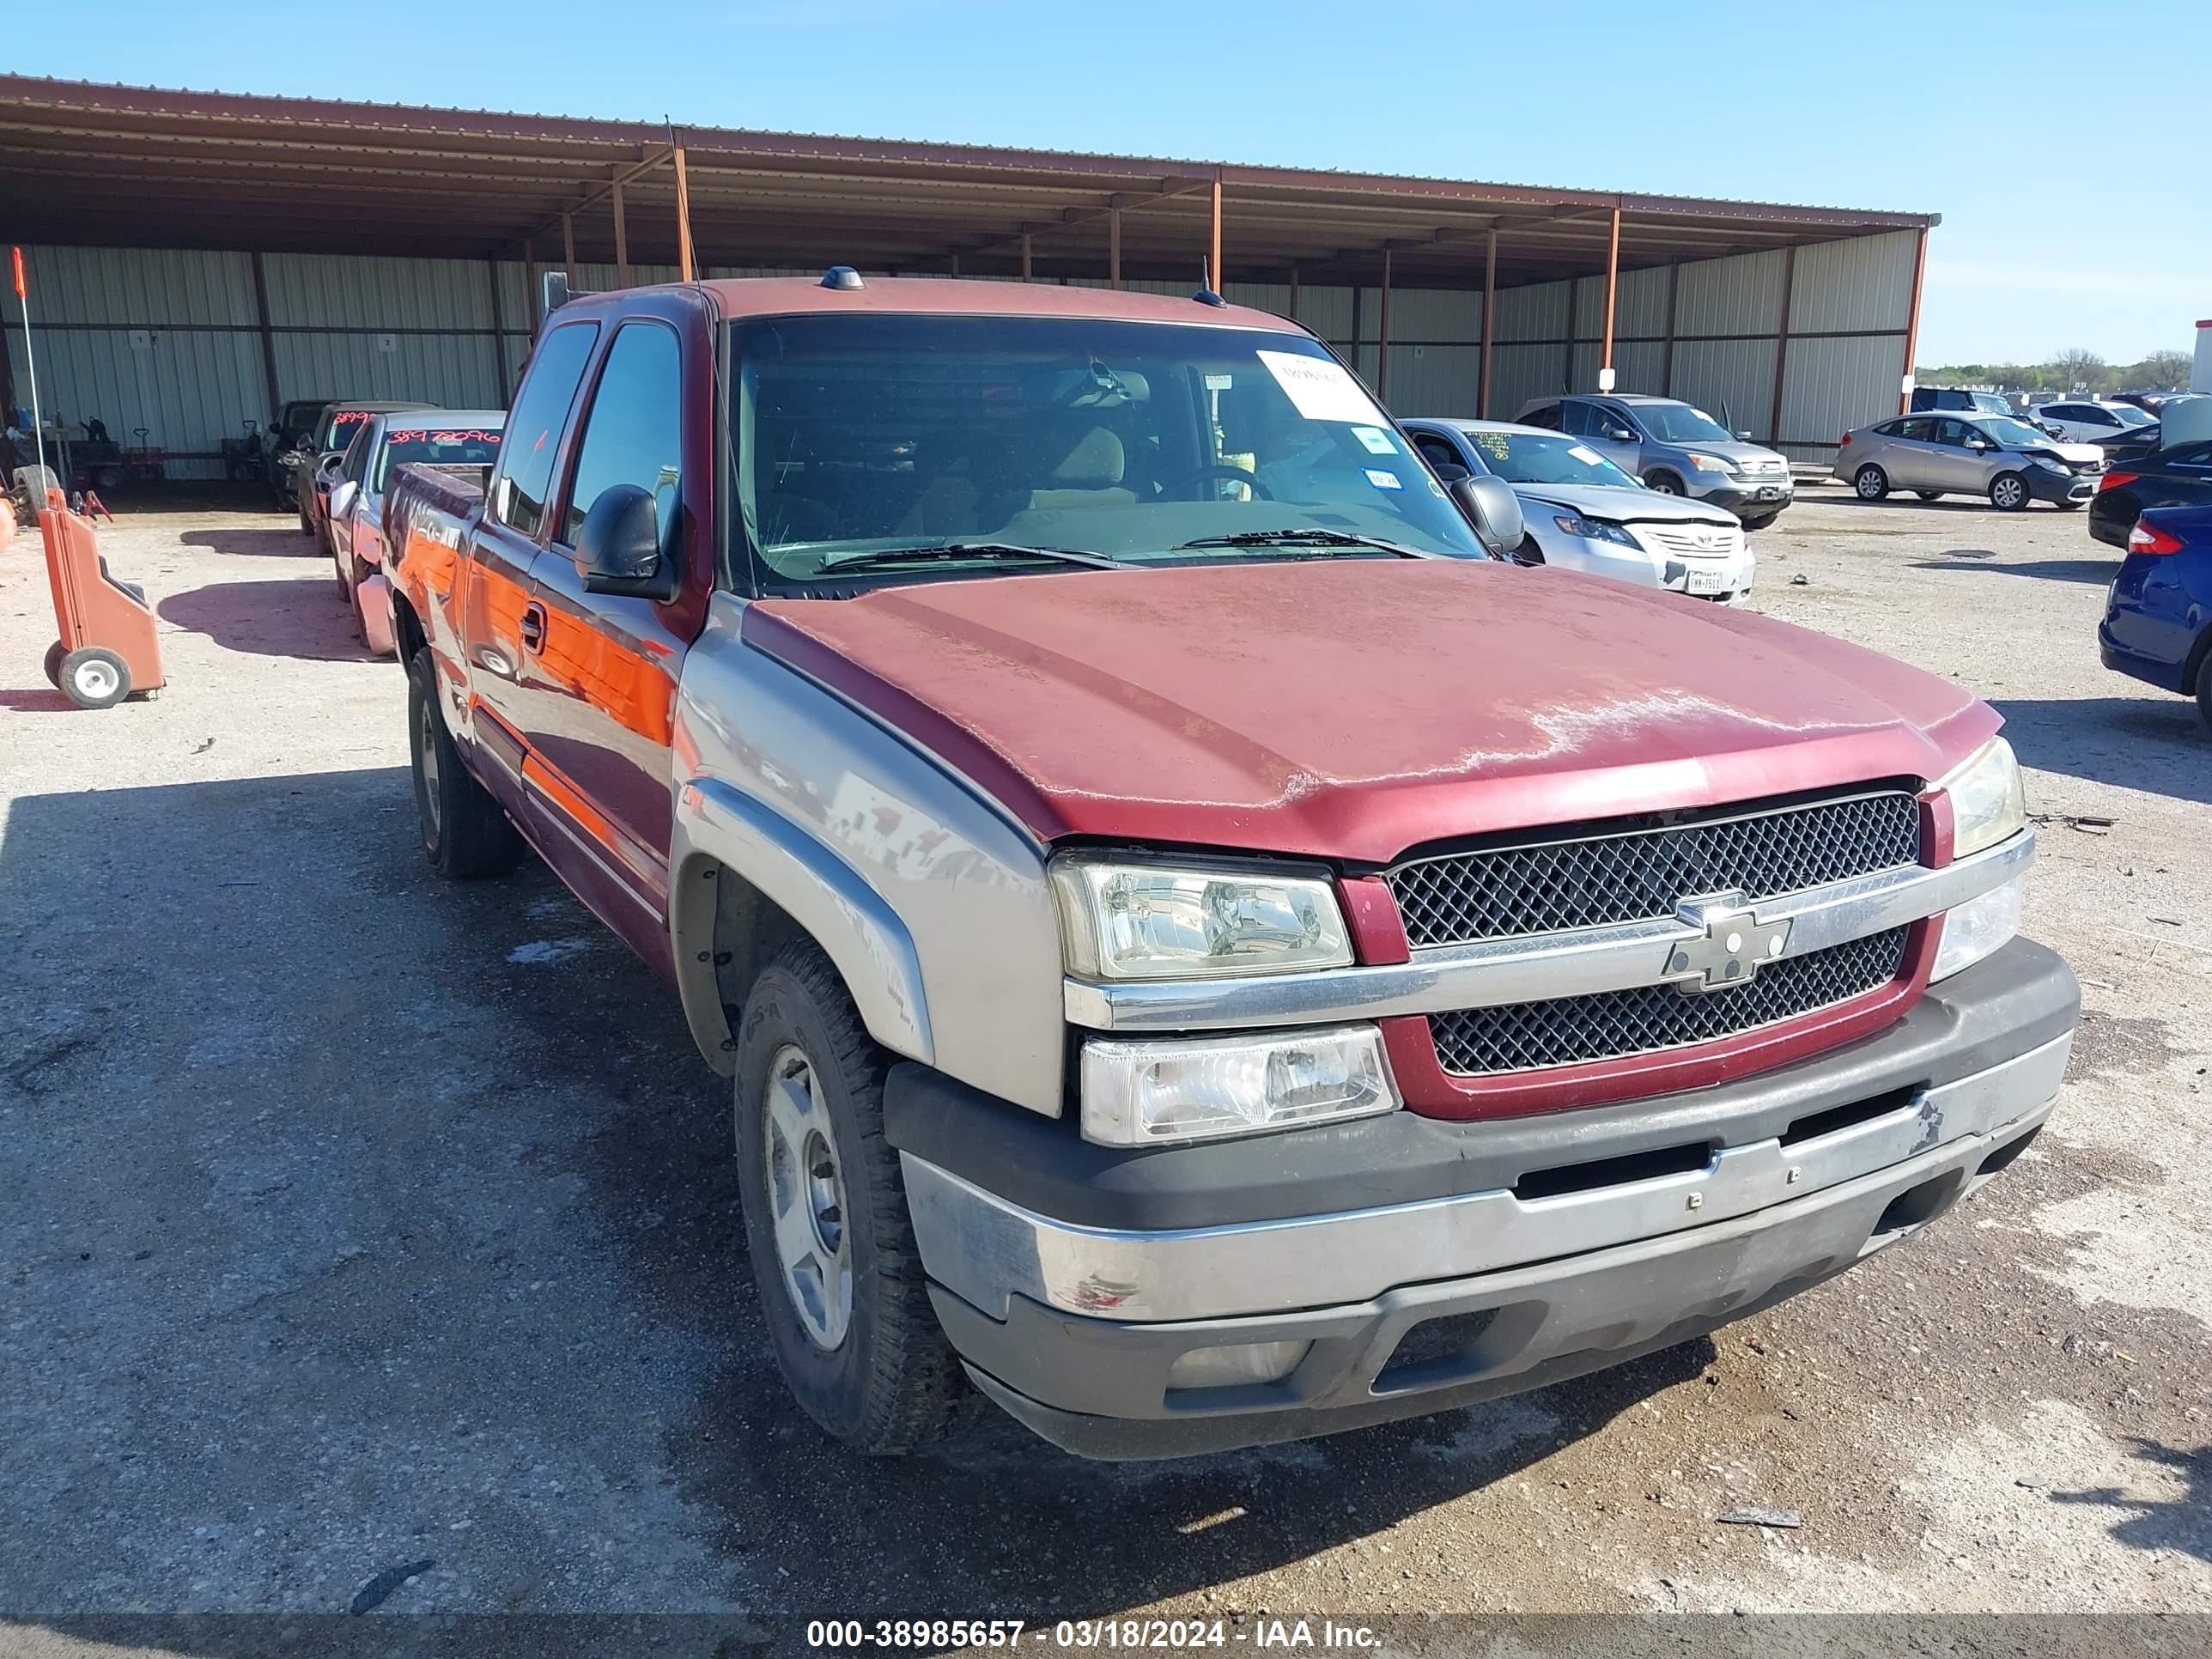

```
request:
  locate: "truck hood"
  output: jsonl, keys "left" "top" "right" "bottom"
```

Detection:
{"left": 1510, "top": 482, "right": 1738, "bottom": 526}
{"left": 744, "top": 560, "right": 1996, "bottom": 865}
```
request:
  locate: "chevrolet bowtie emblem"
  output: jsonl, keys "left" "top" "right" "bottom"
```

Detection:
{"left": 1667, "top": 892, "right": 1791, "bottom": 993}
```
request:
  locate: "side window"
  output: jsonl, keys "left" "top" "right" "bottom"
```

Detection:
{"left": 560, "top": 321, "right": 684, "bottom": 553}
{"left": 1413, "top": 433, "right": 1466, "bottom": 474}
{"left": 2082, "top": 407, "right": 2117, "bottom": 427}
{"left": 1521, "top": 403, "right": 1564, "bottom": 432}
{"left": 1932, "top": 418, "right": 1974, "bottom": 447}
{"left": 1559, "top": 401, "right": 1595, "bottom": 437}
{"left": 2044, "top": 404, "right": 2081, "bottom": 422}
{"left": 1894, "top": 417, "right": 1935, "bottom": 441}
{"left": 341, "top": 425, "right": 373, "bottom": 483}
{"left": 491, "top": 321, "right": 600, "bottom": 538}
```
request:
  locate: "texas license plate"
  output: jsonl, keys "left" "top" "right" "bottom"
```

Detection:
{"left": 1755, "top": 486, "right": 1781, "bottom": 501}
{"left": 1686, "top": 567, "right": 1729, "bottom": 595}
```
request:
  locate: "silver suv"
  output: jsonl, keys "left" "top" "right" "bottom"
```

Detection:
{"left": 1513, "top": 393, "right": 1794, "bottom": 529}
{"left": 1832, "top": 412, "right": 2105, "bottom": 512}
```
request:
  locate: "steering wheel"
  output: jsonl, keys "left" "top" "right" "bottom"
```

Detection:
{"left": 1175, "top": 464, "right": 1274, "bottom": 501}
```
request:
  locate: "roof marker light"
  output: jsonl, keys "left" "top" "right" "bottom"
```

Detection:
{"left": 820, "top": 265, "right": 865, "bottom": 291}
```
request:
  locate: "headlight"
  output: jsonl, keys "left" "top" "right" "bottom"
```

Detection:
{"left": 1932, "top": 873, "right": 2025, "bottom": 981}
{"left": 1686, "top": 453, "right": 1735, "bottom": 473}
{"left": 1051, "top": 857, "right": 1352, "bottom": 981}
{"left": 1553, "top": 514, "right": 1640, "bottom": 547}
{"left": 1941, "top": 738, "right": 2027, "bottom": 859}
{"left": 1080, "top": 1024, "right": 1397, "bottom": 1146}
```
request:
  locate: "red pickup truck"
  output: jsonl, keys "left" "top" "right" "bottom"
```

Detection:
{"left": 386, "top": 271, "right": 2074, "bottom": 1462}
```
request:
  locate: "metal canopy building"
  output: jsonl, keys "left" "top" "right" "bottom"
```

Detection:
{"left": 1, "top": 75, "right": 1937, "bottom": 478}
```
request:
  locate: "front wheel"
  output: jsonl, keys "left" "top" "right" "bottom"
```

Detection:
{"left": 1644, "top": 471, "right": 1683, "bottom": 495}
{"left": 1989, "top": 472, "right": 2029, "bottom": 513}
{"left": 405, "top": 648, "right": 524, "bottom": 879}
{"left": 59, "top": 646, "right": 131, "bottom": 709}
{"left": 1854, "top": 465, "right": 1890, "bottom": 501}
{"left": 733, "top": 942, "right": 971, "bottom": 1455}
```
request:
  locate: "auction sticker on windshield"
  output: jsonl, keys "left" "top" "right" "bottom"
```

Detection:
{"left": 1353, "top": 427, "right": 1398, "bottom": 454}
{"left": 1258, "top": 351, "right": 1383, "bottom": 423}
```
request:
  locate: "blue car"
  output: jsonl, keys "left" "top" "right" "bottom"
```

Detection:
{"left": 2100, "top": 503, "right": 2212, "bottom": 728}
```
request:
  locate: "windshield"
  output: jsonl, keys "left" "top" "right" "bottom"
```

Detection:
{"left": 2111, "top": 404, "right": 2154, "bottom": 427}
{"left": 1977, "top": 416, "right": 2057, "bottom": 449}
{"left": 1970, "top": 392, "right": 2013, "bottom": 416}
{"left": 1631, "top": 402, "right": 1735, "bottom": 444}
{"left": 316, "top": 407, "right": 375, "bottom": 453}
{"left": 1461, "top": 429, "right": 1638, "bottom": 489}
{"left": 375, "top": 426, "right": 503, "bottom": 489}
{"left": 730, "top": 313, "right": 1485, "bottom": 590}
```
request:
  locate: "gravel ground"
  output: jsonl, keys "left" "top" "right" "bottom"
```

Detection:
{"left": 1, "top": 491, "right": 2206, "bottom": 1640}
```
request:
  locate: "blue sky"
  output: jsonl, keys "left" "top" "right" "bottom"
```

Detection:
{"left": 15, "top": 0, "right": 2203, "bottom": 366}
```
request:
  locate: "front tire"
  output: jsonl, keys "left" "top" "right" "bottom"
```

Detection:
{"left": 1741, "top": 513, "right": 1777, "bottom": 532}
{"left": 733, "top": 941, "right": 970, "bottom": 1455}
{"left": 405, "top": 647, "right": 523, "bottom": 879}
{"left": 1990, "top": 471, "right": 2029, "bottom": 512}
{"left": 1915, "top": 490, "right": 1943, "bottom": 501}
{"left": 1854, "top": 465, "right": 1890, "bottom": 501}
{"left": 1644, "top": 471, "right": 1684, "bottom": 495}
{"left": 59, "top": 646, "right": 131, "bottom": 709}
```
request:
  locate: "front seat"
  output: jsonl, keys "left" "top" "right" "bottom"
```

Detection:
{"left": 1024, "top": 425, "right": 1136, "bottom": 513}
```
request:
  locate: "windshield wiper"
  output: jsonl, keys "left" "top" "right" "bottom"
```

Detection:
{"left": 1171, "top": 528, "right": 1431, "bottom": 558}
{"left": 817, "top": 541, "right": 1124, "bottom": 574}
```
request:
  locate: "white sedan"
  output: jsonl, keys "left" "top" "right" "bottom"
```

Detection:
{"left": 1403, "top": 417, "right": 1756, "bottom": 603}
{"left": 2031, "top": 400, "right": 2156, "bottom": 444}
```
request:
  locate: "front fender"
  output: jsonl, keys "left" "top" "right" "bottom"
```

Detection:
{"left": 670, "top": 781, "right": 933, "bottom": 1072}
{"left": 666, "top": 596, "right": 1067, "bottom": 1117}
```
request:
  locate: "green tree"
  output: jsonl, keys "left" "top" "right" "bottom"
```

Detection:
{"left": 2128, "top": 349, "right": 2191, "bottom": 390}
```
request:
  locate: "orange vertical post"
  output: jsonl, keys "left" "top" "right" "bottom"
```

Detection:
{"left": 1599, "top": 204, "right": 1621, "bottom": 391}
{"left": 672, "top": 144, "right": 696, "bottom": 281}
{"left": 1899, "top": 226, "right": 1929, "bottom": 413}
{"left": 1209, "top": 173, "right": 1223, "bottom": 291}
{"left": 1109, "top": 209, "right": 1121, "bottom": 289}
{"left": 1479, "top": 228, "right": 1497, "bottom": 417}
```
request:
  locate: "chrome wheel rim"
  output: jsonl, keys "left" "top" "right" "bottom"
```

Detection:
{"left": 416, "top": 692, "right": 442, "bottom": 834}
{"left": 72, "top": 659, "right": 120, "bottom": 702}
{"left": 1856, "top": 470, "right": 1882, "bottom": 498}
{"left": 763, "top": 1044, "right": 852, "bottom": 1350}
{"left": 1994, "top": 478, "right": 2023, "bottom": 508}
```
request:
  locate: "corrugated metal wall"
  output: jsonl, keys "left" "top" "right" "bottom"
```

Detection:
{"left": 3, "top": 228, "right": 1919, "bottom": 478}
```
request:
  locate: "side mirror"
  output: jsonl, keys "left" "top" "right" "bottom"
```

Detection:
{"left": 574, "top": 482, "right": 678, "bottom": 599}
{"left": 329, "top": 480, "right": 359, "bottom": 520}
{"left": 1448, "top": 475, "right": 1525, "bottom": 559}
{"left": 1733, "top": 429, "right": 1753, "bottom": 441}
{"left": 1604, "top": 426, "right": 1637, "bottom": 443}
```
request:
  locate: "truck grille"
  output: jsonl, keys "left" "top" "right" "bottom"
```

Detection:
{"left": 1430, "top": 927, "right": 1910, "bottom": 1076}
{"left": 1387, "top": 791, "right": 1921, "bottom": 949}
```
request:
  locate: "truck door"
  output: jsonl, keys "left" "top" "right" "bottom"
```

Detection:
{"left": 462, "top": 319, "right": 601, "bottom": 804}
{"left": 513, "top": 317, "right": 695, "bottom": 936}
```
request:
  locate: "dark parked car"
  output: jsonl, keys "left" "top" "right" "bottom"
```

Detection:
{"left": 2093, "top": 422, "right": 2167, "bottom": 469}
{"left": 2099, "top": 503, "right": 2212, "bottom": 727}
{"left": 2111, "top": 390, "right": 2195, "bottom": 416}
{"left": 295, "top": 399, "right": 435, "bottom": 551}
{"left": 2088, "top": 437, "right": 2212, "bottom": 550}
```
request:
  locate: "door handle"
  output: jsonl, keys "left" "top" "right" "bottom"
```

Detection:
{"left": 520, "top": 601, "right": 547, "bottom": 655}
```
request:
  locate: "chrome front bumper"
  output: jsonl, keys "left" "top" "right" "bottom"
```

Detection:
{"left": 902, "top": 1030, "right": 2069, "bottom": 1326}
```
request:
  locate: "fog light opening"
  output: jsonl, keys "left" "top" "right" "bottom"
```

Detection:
{"left": 1164, "top": 1340, "right": 1311, "bottom": 1391}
